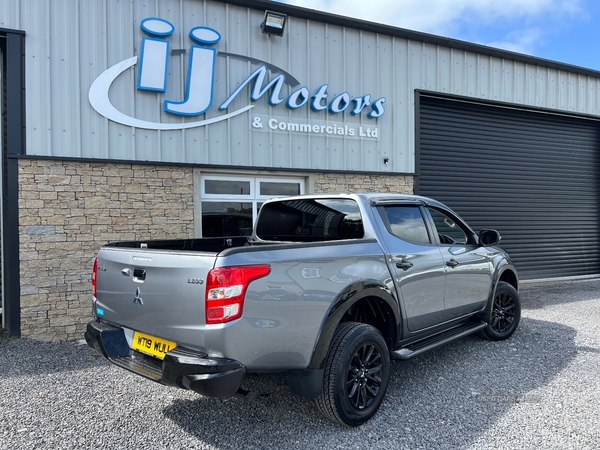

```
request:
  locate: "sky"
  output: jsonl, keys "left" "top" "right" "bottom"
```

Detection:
{"left": 277, "top": 0, "right": 600, "bottom": 72}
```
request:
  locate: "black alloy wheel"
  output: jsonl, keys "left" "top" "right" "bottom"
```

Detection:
{"left": 316, "top": 322, "right": 390, "bottom": 426}
{"left": 346, "top": 342, "right": 383, "bottom": 410}
{"left": 479, "top": 281, "right": 521, "bottom": 341}
{"left": 491, "top": 289, "right": 517, "bottom": 333}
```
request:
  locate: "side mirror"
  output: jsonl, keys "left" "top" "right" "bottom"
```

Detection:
{"left": 479, "top": 229, "right": 501, "bottom": 246}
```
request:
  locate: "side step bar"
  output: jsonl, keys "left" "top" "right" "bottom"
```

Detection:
{"left": 391, "top": 322, "right": 487, "bottom": 360}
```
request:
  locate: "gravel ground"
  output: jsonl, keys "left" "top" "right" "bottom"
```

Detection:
{"left": 1, "top": 279, "right": 599, "bottom": 449}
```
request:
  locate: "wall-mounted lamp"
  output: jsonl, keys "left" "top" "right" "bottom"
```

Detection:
{"left": 261, "top": 10, "right": 287, "bottom": 37}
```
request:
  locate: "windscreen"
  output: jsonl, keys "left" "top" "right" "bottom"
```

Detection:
{"left": 255, "top": 198, "right": 364, "bottom": 241}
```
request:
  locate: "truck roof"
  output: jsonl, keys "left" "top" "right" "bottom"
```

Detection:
{"left": 264, "top": 192, "right": 448, "bottom": 209}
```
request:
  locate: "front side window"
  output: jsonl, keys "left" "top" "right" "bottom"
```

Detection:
{"left": 379, "top": 206, "right": 431, "bottom": 245}
{"left": 427, "top": 208, "right": 469, "bottom": 245}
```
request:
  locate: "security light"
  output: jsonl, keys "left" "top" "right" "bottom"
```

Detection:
{"left": 261, "top": 11, "right": 287, "bottom": 37}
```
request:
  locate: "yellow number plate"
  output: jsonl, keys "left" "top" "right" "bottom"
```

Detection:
{"left": 132, "top": 331, "right": 177, "bottom": 360}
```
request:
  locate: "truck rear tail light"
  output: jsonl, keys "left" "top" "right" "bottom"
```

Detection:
{"left": 92, "top": 257, "right": 99, "bottom": 298}
{"left": 205, "top": 265, "right": 271, "bottom": 325}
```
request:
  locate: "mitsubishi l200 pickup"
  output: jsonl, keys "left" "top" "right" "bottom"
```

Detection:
{"left": 85, "top": 193, "right": 520, "bottom": 426}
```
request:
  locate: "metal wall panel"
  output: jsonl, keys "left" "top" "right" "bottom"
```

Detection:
{"left": 1, "top": 0, "right": 600, "bottom": 173}
{"left": 417, "top": 95, "right": 600, "bottom": 280}
{"left": 0, "top": 42, "right": 3, "bottom": 322}
{"left": 50, "top": 1, "right": 81, "bottom": 158}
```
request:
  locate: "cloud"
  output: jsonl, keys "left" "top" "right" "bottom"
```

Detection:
{"left": 278, "top": 0, "right": 586, "bottom": 56}
{"left": 483, "top": 28, "right": 544, "bottom": 55}
{"left": 280, "top": 0, "right": 584, "bottom": 34}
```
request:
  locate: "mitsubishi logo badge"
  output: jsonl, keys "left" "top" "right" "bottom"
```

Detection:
{"left": 133, "top": 287, "right": 144, "bottom": 305}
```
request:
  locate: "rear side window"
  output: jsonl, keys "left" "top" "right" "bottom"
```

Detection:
{"left": 256, "top": 199, "right": 364, "bottom": 241}
{"left": 379, "top": 206, "right": 431, "bottom": 245}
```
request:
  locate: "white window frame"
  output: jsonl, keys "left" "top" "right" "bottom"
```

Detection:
{"left": 199, "top": 174, "right": 306, "bottom": 232}
{"left": 255, "top": 177, "right": 305, "bottom": 201}
{"left": 201, "top": 175, "right": 256, "bottom": 199}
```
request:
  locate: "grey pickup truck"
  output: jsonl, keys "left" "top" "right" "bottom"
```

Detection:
{"left": 85, "top": 193, "right": 520, "bottom": 426}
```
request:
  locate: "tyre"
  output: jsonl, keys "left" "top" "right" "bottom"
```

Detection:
{"left": 478, "top": 281, "right": 521, "bottom": 341}
{"left": 316, "top": 322, "right": 390, "bottom": 427}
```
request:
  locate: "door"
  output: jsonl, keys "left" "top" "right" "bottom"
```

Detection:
{"left": 425, "top": 206, "right": 494, "bottom": 319}
{"left": 418, "top": 93, "right": 600, "bottom": 280}
{"left": 375, "top": 204, "right": 446, "bottom": 331}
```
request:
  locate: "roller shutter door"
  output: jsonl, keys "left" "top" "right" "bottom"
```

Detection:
{"left": 417, "top": 94, "right": 600, "bottom": 280}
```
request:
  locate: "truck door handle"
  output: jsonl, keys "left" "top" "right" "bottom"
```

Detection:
{"left": 396, "top": 260, "right": 413, "bottom": 270}
{"left": 446, "top": 259, "right": 460, "bottom": 268}
{"left": 133, "top": 268, "right": 146, "bottom": 281}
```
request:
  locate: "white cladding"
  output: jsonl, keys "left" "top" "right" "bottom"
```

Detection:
{"left": 2, "top": 0, "right": 600, "bottom": 173}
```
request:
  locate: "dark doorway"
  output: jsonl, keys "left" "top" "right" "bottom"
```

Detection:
{"left": 1, "top": 29, "right": 25, "bottom": 336}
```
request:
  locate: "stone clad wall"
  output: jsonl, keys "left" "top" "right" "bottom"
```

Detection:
{"left": 314, "top": 173, "right": 413, "bottom": 194}
{"left": 17, "top": 159, "right": 413, "bottom": 340}
{"left": 18, "top": 159, "right": 195, "bottom": 341}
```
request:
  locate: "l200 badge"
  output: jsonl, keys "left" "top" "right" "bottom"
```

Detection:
{"left": 132, "top": 256, "right": 152, "bottom": 262}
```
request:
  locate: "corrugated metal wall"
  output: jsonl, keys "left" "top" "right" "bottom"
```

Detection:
{"left": 1, "top": 41, "right": 4, "bottom": 321}
{"left": 417, "top": 94, "right": 600, "bottom": 280}
{"left": 1, "top": 0, "right": 600, "bottom": 173}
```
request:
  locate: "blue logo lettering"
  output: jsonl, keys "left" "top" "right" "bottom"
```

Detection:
{"left": 138, "top": 18, "right": 174, "bottom": 92}
{"left": 219, "top": 65, "right": 286, "bottom": 110}
{"left": 165, "top": 27, "right": 221, "bottom": 116}
{"left": 89, "top": 18, "right": 386, "bottom": 130}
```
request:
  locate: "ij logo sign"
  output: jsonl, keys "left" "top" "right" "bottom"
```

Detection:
{"left": 89, "top": 18, "right": 386, "bottom": 132}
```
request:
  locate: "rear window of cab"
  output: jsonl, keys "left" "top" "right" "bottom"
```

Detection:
{"left": 256, "top": 199, "right": 364, "bottom": 241}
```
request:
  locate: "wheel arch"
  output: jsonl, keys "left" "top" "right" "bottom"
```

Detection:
{"left": 478, "top": 262, "right": 519, "bottom": 323}
{"left": 498, "top": 267, "right": 518, "bottom": 291}
{"left": 307, "top": 280, "right": 400, "bottom": 371}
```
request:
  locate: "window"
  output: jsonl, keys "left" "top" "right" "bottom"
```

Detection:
{"left": 201, "top": 175, "right": 305, "bottom": 237}
{"left": 205, "top": 179, "right": 251, "bottom": 195}
{"left": 379, "top": 206, "right": 431, "bottom": 245}
{"left": 256, "top": 198, "right": 364, "bottom": 241}
{"left": 427, "top": 208, "right": 469, "bottom": 245}
{"left": 202, "top": 210, "right": 253, "bottom": 237}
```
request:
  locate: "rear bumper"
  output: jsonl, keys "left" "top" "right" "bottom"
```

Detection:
{"left": 85, "top": 321, "right": 245, "bottom": 398}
